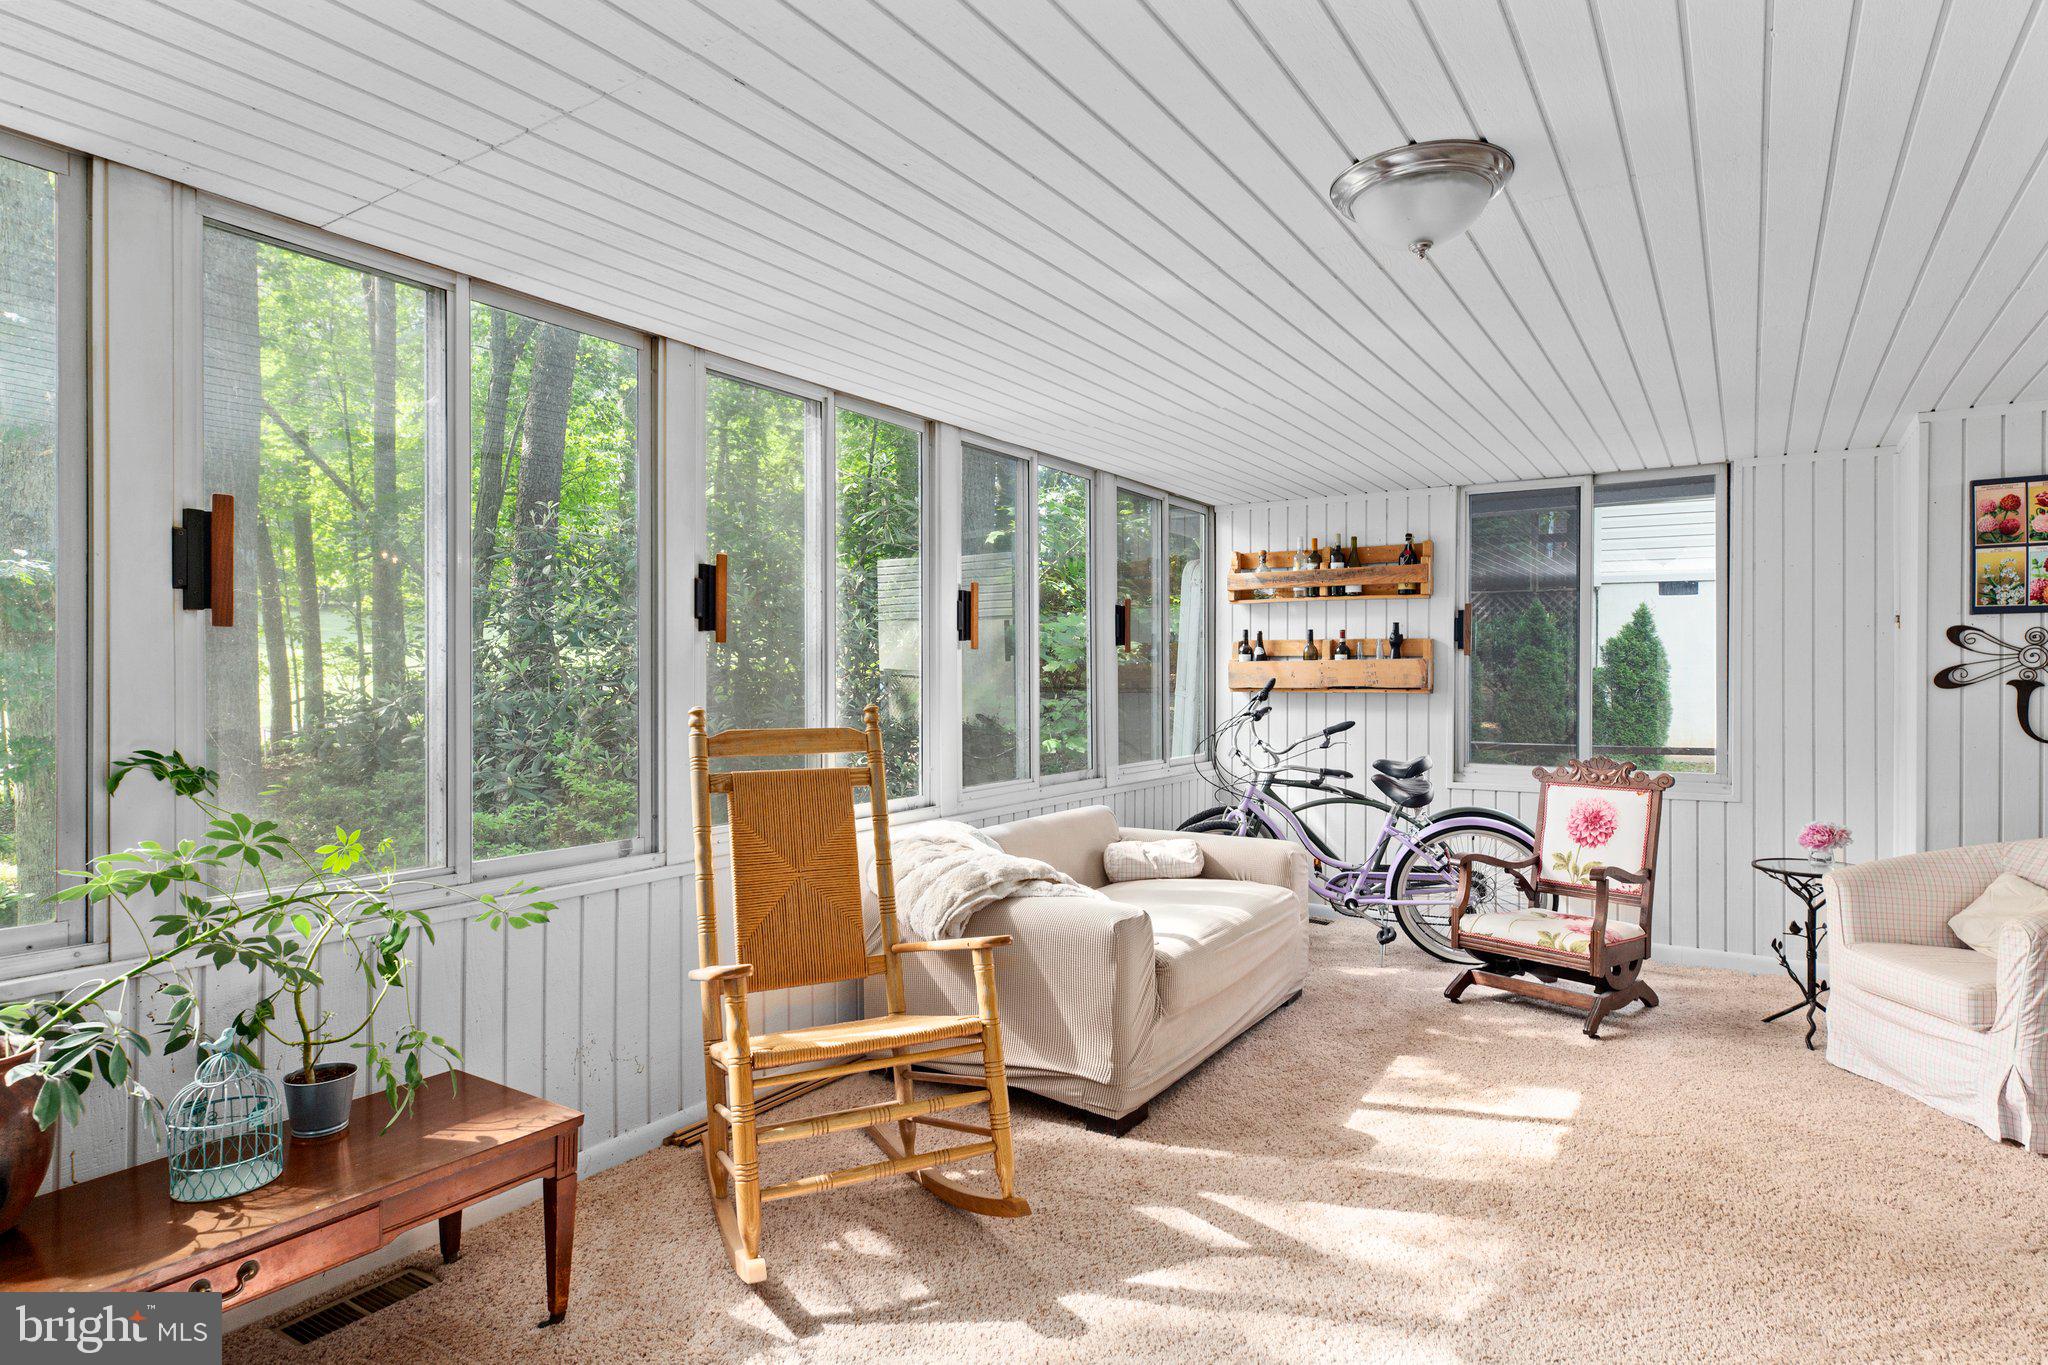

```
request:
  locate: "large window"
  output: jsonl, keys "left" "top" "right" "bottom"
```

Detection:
{"left": 470, "top": 299, "right": 648, "bottom": 861}
{"left": 1167, "top": 504, "right": 1211, "bottom": 757}
{"left": 1116, "top": 491, "right": 1163, "bottom": 765}
{"left": 1464, "top": 471, "right": 1724, "bottom": 776}
{"left": 961, "top": 444, "right": 1029, "bottom": 788}
{"left": 1037, "top": 464, "right": 1092, "bottom": 777}
{"left": 705, "top": 372, "right": 813, "bottom": 755}
{"left": 835, "top": 406, "right": 922, "bottom": 800}
{"left": 0, "top": 138, "right": 84, "bottom": 954}
{"left": 202, "top": 224, "right": 442, "bottom": 868}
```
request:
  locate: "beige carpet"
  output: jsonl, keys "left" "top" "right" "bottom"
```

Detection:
{"left": 227, "top": 924, "right": 2048, "bottom": 1363}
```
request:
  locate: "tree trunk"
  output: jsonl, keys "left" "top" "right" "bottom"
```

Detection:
{"left": 202, "top": 230, "right": 263, "bottom": 810}
{"left": 510, "top": 322, "right": 577, "bottom": 699}
{"left": 256, "top": 516, "right": 294, "bottom": 740}
{"left": 472, "top": 310, "right": 535, "bottom": 582}
{"left": 362, "top": 275, "right": 405, "bottom": 701}
{"left": 292, "top": 492, "right": 324, "bottom": 733}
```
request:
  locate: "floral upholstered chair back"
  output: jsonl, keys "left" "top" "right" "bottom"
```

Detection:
{"left": 1532, "top": 758, "right": 1673, "bottom": 910}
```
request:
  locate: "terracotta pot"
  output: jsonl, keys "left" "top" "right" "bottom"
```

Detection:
{"left": 0, "top": 1042, "right": 55, "bottom": 1237}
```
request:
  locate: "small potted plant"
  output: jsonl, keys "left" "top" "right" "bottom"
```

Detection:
{"left": 1798, "top": 822, "right": 1852, "bottom": 868}
{"left": 2, "top": 749, "right": 553, "bottom": 1173}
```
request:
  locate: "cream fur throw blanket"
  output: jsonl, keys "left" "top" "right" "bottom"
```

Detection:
{"left": 882, "top": 820, "right": 1105, "bottom": 942}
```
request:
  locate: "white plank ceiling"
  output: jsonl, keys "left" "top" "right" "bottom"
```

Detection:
{"left": 4, "top": 0, "right": 2045, "bottom": 502}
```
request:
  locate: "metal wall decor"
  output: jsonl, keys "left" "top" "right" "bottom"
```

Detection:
{"left": 1932, "top": 623, "right": 2048, "bottom": 743}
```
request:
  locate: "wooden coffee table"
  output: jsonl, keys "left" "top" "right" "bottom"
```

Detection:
{"left": 0, "top": 1072, "right": 582, "bottom": 1326}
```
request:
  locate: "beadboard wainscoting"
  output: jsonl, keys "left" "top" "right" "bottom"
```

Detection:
{"left": 29, "top": 764, "right": 1211, "bottom": 1199}
{"left": 1217, "top": 448, "right": 1910, "bottom": 971}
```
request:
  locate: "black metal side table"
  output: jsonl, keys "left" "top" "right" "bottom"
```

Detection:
{"left": 1752, "top": 857, "right": 1833, "bottom": 1049}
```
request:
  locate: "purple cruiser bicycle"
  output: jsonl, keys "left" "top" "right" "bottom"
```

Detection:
{"left": 1179, "top": 680, "right": 1536, "bottom": 963}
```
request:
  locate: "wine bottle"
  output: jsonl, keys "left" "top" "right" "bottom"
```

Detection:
{"left": 1387, "top": 622, "right": 1406, "bottom": 656}
{"left": 1237, "top": 629, "right": 1253, "bottom": 661}
{"left": 1304, "top": 538, "right": 1322, "bottom": 598}
{"left": 1333, "top": 629, "right": 1351, "bottom": 660}
{"left": 1254, "top": 548, "right": 1272, "bottom": 600}
{"left": 1302, "top": 629, "right": 1320, "bottom": 661}
{"left": 1252, "top": 630, "right": 1268, "bottom": 662}
{"left": 1346, "top": 536, "right": 1361, "bottom": 596}
{"left": 1396, "top": 533, "right": 1421, "bottom": 596}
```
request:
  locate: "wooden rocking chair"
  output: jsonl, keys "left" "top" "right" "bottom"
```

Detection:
{"left": 1444, "top": 757, "right": 1675, "bottom": 1038}
{"left": 689, "top": 705, "right": 1028, "bottom": 1284}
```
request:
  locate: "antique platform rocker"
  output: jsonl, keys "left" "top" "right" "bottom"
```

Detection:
{"left": 1444, "top": 757, "right": 1673, "bottom": 1037}
{"left": 688, "top": 705, "right": 1028, "bottom": 1284}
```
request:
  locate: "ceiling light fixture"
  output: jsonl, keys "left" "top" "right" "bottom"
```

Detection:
{"left": 1328, "top": 139, "right": 1514, "bottom": 260}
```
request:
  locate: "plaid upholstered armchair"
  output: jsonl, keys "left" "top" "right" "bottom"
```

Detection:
{"left": 1824, "top": 841, "right": 2048, "bottom": 1154}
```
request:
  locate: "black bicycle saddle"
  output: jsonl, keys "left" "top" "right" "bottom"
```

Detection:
{"left": 1371, "top": 772, "right": 1433, "bottom": 809}
{"left": 1371, "top": 756, "right": 1432, "bottom": 780}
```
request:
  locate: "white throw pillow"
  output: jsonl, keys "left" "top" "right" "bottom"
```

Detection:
{"left": 1103, "top": 838, "right": 1206, "bottom": 883}
{"left": 1948, "top": 871, "right": 2048, "bottom": 955}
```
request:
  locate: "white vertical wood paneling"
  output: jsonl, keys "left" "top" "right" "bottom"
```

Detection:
{"left": 1217, "top": 452, "right": 1908, "bottom": 968}
{"left": 1922, "top": 401, "right": 2048, "bottom": 851}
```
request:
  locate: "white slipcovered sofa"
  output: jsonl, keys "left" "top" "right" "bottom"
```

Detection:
{"left": 867, "top": 806, "right": 1310, "bottom": 1132}
{"left": 1824, "top": 840, "right": 2048, "bottom": 1153}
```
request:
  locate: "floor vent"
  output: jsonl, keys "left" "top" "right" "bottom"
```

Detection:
{"left": 277, "top": 1267, "right": 441, "bottom": 1345}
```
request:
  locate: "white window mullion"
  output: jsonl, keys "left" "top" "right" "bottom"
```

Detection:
{"left": 444, "top": 275, "right": 471, "bottom": 879}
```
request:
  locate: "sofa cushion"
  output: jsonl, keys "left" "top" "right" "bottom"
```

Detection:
{"left": 986, "top": 806, "right": 1119, "bottom": 888}
{"left": 1948, "top": 871, "right": 2048, "bottom": 956}
{"left": 1836, "top": 942, "right": 1998, "bottom": 1031}
{"left": 1458, "top": 909, "right": 1646, "bottom": 957}
{"left": 1104, "top": 838, "right": 1205, "bottom": 882}
{"left": 1098, "top": 878, "right": 1299, "bottom": 1015}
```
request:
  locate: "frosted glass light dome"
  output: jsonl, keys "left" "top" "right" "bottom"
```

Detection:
{"left": 1329, "top": 140, "right": 1515, "bottom": 259}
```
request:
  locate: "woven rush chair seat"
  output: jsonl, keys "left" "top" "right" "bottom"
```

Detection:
{"left": 711, "top": 1014, "right": 984, "bottom": 1069}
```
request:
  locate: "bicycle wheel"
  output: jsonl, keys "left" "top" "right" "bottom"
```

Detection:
{"left": 1386, "top": 818, "right": 1537, "bottom": 964}
{"left": 1181, "top": 815, "right": 1265, "bottom": 838}
{"left": 1177, "top": 805, "right": 1230, "bottom": 831}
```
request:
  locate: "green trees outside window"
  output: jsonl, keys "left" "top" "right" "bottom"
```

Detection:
{"left": 1037, "top": 466, "right": 1092, "bottom": 776}
{"left": 201, "top": 227, "right": 435, "bottom": 868}
{"left": 469, "top": 303, "right": 644, "bottom": 860}
{"left": 1592, "top": 602, "right": 1673, "bottom": 755}
{"left": 835, "top": 409, "right": 921, "bottom": 800}
{"left": 0, "top": 154, "right": 63, "bottom": 929}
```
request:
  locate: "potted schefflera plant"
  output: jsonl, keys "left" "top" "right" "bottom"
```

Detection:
{"left": 3, "top": 749, "right": 552, "bottom": 1153}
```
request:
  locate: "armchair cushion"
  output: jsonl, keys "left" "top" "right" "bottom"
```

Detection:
{"left": 1458, "top": 908, "right": 1646, "bottom": 957}
{"left": 1948, "top": 872, "right": 2048, "bottom": 956}
{"left": 1834, "top": 942, "right": 1998, "bottom": 1031}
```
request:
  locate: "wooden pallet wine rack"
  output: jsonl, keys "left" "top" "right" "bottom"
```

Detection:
{"left": 1228, "top": 637, "right": 1433, "bottom": 694}
{"left": 1226, "top": 540, "right": 1432, "bottom": 604}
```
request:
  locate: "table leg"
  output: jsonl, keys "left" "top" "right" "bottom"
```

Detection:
{"left": 541, "top": 1171, "right": 576, "bottom": 1326}
{"left": 438, "top": 1211, "right": 461, "bottom": 1264}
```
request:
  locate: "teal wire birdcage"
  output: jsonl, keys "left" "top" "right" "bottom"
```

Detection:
{"left": 168, "top": 1030, "right": 285, "bottom": 1203}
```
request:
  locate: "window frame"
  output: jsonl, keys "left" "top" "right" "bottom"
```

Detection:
{"left": 1110, "top": 476, "right": 1215, "bottom": 775}
{"left": 1455, "top": 464, "right": 1731, "bottom": 792}
{"left": 827, "top": 392, "right": 933, "bottom": 811}
{"left": 955, "top": 432, "right": 1102, "bottom": 797}
{"left": 0, "top": 130, "right": 93, "bottom": 975}
{"left": 462, "top": 282, "right": 660, "bottom": 880}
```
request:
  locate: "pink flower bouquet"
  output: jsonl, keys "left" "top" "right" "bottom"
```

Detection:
{"left": 1798, "top": 822, "right": 1851, "bottom": 866}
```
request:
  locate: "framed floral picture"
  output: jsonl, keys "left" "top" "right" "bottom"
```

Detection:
{"left": 1971, "top": 476, "right": 2048, "bottom": 614}
{"left": 1536, "top": 781, "right": 1657, "bottom": 899}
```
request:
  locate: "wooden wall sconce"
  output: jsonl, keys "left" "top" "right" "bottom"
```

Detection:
{"left": 693, "top": 553, "right": 728, "bottom": 643}
{"left": 171, "top": 493, "right": 235, "bottom": 628}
